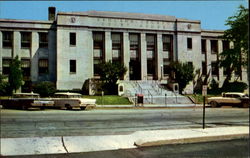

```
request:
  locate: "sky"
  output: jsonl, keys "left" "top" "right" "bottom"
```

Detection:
{"left": 0, "top": 1, "right": 248, "bottom": 30}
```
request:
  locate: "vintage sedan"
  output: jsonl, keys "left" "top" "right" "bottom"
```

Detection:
{"left": 0, "top": 93, "right": 54, "bottom": 110}
{"left": 207, "top": 92, "right": 249, "bottom": 108}
{"left": 52, "top": 92, "right": 96, "bottom": 110}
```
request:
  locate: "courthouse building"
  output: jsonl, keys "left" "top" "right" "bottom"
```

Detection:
{"left": 0, "top": 7, "right": 247, "bottom": 93}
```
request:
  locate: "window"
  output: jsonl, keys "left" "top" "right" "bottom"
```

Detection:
{"left": 187, "top": 38, "right": 192, "bottom": 49}
{"left": 21, "top": 32, "right": 31, "bottom": 48}
{"left": 21, "top": 59, "right": 31, "bottom": 77}
{"left": 129, "top": 34, "right": 139, "bottom": 50}
{"left": 39, "top": 59, "right": 49, "bottom": 75}
{"left": 93, "top": 32, "right": 104, "bottom": 76}
{"left": 2, "top": 31, "right": 13, "bottom": 48}
{"left": 39, "top": 32, "right": 48, "bottom": 48}
{"left": 70, "top": 60, "right": 76, "bottom": 74}
{"left": 147, "top": 59, "right": 155, "bottom": 75}
{"left": 70, "top": 33, "right": 76, "bottom": 46}
{"left": 112, "top": 33, "right": 122, "bottom": 62}
{"left": 201, "top": 39, "right": 206, "bottom": 54}
{"left": 163, "top": 35, "right": 172, "bottom": 52}
{"left": 202, "top": 62, "right": 207, "bottom": 76}
{"left": 211, "top": 40, "right": 218, "bottom": 54}
{"left": 2, "top": 59, "right": 11, "bottom": 75}
{"left": 223, "top": 40, "right": 230, "bottom": 51}
{"left": 146, "top": 34, "right": 156, "bottom": 51}
{"left": 211, "top": 62, "right": 219, "bottom": 76}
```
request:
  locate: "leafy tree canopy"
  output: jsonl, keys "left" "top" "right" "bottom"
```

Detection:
{"left": 220, "top": 5, "right": 249, "bottom": 82}
{"left": 98, "top": 61, "right": 127, "bottom": 94}
{"left": 9, "top": 56, "right": 23, "bottom": 93}
{"left": 169, "top": 61, "right": 195, "bottom": 94}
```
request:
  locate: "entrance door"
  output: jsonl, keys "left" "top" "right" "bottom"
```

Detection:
{"left": 129, "top": 60, "right": 141, "bottom": 80}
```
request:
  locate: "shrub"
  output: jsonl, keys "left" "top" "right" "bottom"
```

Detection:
{"left": 221, "top": 81, "right": 248, "bottom": 92}
{"left": 33, "top": 81, "right": 56, "bottom": 97}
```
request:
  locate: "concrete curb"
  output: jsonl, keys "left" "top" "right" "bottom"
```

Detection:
{"left": 0, "top": 126, "right": 248, "bottom": 156}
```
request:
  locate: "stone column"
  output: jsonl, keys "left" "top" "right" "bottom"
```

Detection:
{"left": 13, "top": 31, "right": 21, "bottom": 58}
{"left": 123, "top": 32, "right": 130, "bottom": 81}
{"left": 140, "top": 33, "right": 147, "bottom": 80}
{"left": 218, "top": 40, "right": 223, "bottom": 86}
{"left": 31, "top": 32, "right": 39, "bottom": 82}
{"left": 156, "top": 33, "right": 163, "bottom": 80}
{"left": 105, "top": 31, "right": 112, "bottom": 62}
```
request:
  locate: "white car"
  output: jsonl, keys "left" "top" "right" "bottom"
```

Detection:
{"left": 52, "top": 92, "right": 96, "bottom": 110}
{"left": 207, "top": 92, "right": 249, "bottom": 108}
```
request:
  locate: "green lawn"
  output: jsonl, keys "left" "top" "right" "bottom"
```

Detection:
{"left": 83, "top": 95, "right": 132, "bottom": 105}
{"left": 185, "top": 94, "right": 220, "bottom": 104}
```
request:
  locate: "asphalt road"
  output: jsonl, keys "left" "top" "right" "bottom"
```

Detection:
{"left": 3, "top": 138, "right": 249, "bottom": 158}
{"left": 1, "top": 107, "right": 249, "bottom": 138}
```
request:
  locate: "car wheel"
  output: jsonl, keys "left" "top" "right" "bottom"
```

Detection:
{"left": 80, "top": 106, "right": 86, "bottom": 110}
{"left": 210, "top": 101, "right": 218, "bottom": 108}
{"left": 65, "top": 104, "right": 72, "bottom": 110}
{"left": 242, "top": 102, "right": 249, "bottom": 108}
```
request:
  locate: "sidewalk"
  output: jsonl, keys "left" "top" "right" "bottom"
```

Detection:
{"left": 96, "top": 103, "right": 206, "bottom": 108}
{"left": 1, "top": 126, "right": 248, "bottom": 156}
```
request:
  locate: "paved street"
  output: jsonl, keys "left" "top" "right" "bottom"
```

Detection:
{"left": 3, "top": 138, "right": 249, "bottom": 158}
{"left": 1, "top": 107, "right": 249, "bottom": 138}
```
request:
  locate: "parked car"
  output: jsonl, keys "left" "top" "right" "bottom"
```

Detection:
{"left": 207, "top": 92, "right": 249, "bottom": 108}
{"left": 0, "top": 93, "right": 54, "bottom": 110}
{"left": 52, "top": 92, "right": 96, "bottom": 110}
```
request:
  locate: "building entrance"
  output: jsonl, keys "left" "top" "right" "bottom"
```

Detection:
{"left": 129, "top": 60, "right": 141, "bottom": 80}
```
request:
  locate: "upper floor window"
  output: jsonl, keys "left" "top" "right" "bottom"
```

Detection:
{"left": 223, "top": 40, "right": 230, "bottom": 51}
{"left": 70, "top": 32, "right": 76, "bottom": 46}
{"left": 187, "top": 38, "right": 192, "bottom": 49}
{"left": 201, "top": 39, "right": 206, "bottom": 54}
{"left": 129, "top": 33, "right": 139, "bottom": 50}
{"left": 146, "top": 34, "right": 156, "bottom": 51}
{"left": 163, "top": 35, "right": 172, "bottom": 52}
{"left": 211, "top": 40, "right": 218, "bottom": 54}
{"left": 39, "top": 32, "right": 48, "bottom": 48}
{"left": 93, "top": 32, "right": 104, "bottom": 50}
{"left": 21, "top": 32, "right": 31, "bottom": 48}
{"left": 112, "top": 33, "right": 122, "bottom": 50}
{"left": 2, "top": 31, "right": 13, "bottom": 48}
{"left": 70, "top": 60, "right": 76, "bottom": 74}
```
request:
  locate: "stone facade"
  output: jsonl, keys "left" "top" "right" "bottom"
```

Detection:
{"left": 0, "top": 9, "right": 248, "bottom": 93}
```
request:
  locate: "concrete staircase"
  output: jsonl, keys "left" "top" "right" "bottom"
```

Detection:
{"left": 119, "top": 80, "right": 193, "bottom": 105}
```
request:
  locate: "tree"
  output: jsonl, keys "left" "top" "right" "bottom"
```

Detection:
{"left": 169, "top": 61, "right": 195, "bottom": 94}
{"left": 219, "top": 5, "right": 248, "bottom": 84}
{"left": 8, "top": 56, "right": 23, "bottom": 93}
{"left": 0, "top": 74, "right": 11, "bottom": 96}
{"left": 98, "top": 61, "right": 127, "bottom": 94}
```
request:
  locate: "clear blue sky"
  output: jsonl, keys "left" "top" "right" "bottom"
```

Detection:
{"left": 0, "top": 1, "right": 248, "bottom": 30}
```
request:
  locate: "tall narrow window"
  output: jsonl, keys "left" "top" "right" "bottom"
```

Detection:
{"left": 70, "top": 33, "right": 76, "bottom": 46}
{"left": 70, "top": 60, "right": 76, "bottom": 74}
{"left": 2, "top": 59, "right": 11, "bottom": 75}
{"left": 21, "top": 32, "right": 31, "bottom": 48}
{"left": 202, "top": 62, "right": 207, "bottom": 76}
{"left": 211, "top": 40, "right": 218, "bottom": 54}
{"left": 39, "top": 32, "right": 48, "bottom": 48}
{"left": 112, "top": 33, "right": 122, "bottom": 63}
{"left": 187, "top": 38, "right": 192, "bottom": 49}
{"left": 39, "top": 59, "right": 49, "bottom": 75}
{"left": 2, "top": 31, "right": 13, "bottom": 48}
{"left": 223, "top": 40, "right": 230, "bottom": 51}
{"left": 201, "top": 39, "right": 206, "bottom": 54}
{"left": 93, "top": 32, "right": 104, "bottom": 76}
{"left": 21, "top": 59, "right": 31, "bottom": 77}
{"left": 211, "top": 62, "right": 219, "bottom": 76}
{"left": 129, "top": 33, "right": 140, "bottom": 59}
